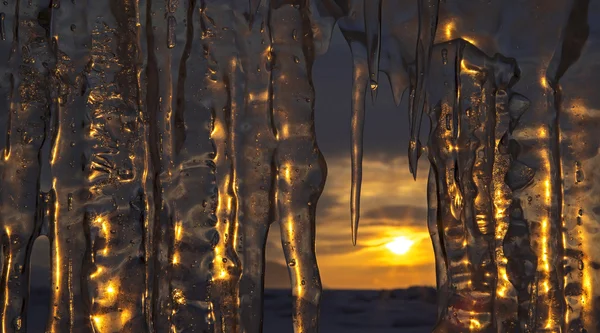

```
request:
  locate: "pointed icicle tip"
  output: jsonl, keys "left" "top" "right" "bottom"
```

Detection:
{"left": 388, "top": 71, "right": 410, "bottom": 107}
{"left": 350, "top": 116, "right": 364, "bottom": 246}
{"left": 351, "top": 217, "right": 358, "bottom": 246}
{"left": 408, "top": 139, "right": 421, "bottom": 180}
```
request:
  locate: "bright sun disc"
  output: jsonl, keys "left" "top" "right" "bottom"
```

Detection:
{"left": 386, "top": 236, "right": 414, "bottom": 255}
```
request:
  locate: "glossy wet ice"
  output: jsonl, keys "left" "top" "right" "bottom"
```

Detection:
{"left": 334, "top": 0, "right": 599, "bottom": 331}
{"left": 0, "top": 1, "right": 327, "bottom": 332}
{"left": 343, "top": 0, "right": 598, "bottom": 332}
{"left": 0, "top": 0, "right": 599, "bottom": 332}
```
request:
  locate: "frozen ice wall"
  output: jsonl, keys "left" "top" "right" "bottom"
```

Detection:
{"left": 0, "top": 0, "right": 598, "bottom": 332}
{"left": 0, "top": 0, "right": 331, "bottom": 332}
{"left": 342, "top": 0, "right": 600, "bottom": 332}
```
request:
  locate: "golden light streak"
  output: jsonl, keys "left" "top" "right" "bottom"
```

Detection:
{"left": 540, "top": 76, "right": 549, "bottom": 89}
{"left": 537, "top": 142, "right": 554, "bottom": 329}
{"left": 447, "top": 144, "right": 459, "bottom": 152}
{"left": 286, "top": 214, "right": 294, "bottom": 237}
{"left": 173, "top": 288, "right": 186, "bottom": 305}
{"left": 444, "top": 21, "right": 455, "bottom": 40}
{"left": 582, "top": 260, "right": 591, "bottom": 308}
{"left": 460, "top": 60, "right": 480, "bottom": 75}
{"left": 210, "top": 118, "right": 224, "bottom": 139}
{"left": 469, "top": 317, "right": 481, "bottom": 330}
{"left": 284, "top": 164, "right": 293, "bottom": 183}
{"left": 174, "top": 222, "right": 183, "bottom": 242}
{"left": 497, "top": 288, "right": 505, "bottom": 298}
{"left": 120, "top": 309, "right": 131, "bottom": 326}
{"left": 281, "top": 123, "right": 290, "bottom": 137}
{"left": 51, "top": 177, "right": 61, "bottom": 332}
{"left": 2, "top": 228, "right": 11, "bottom": 333}
{"left": 284, "top": 214, "right": 303, "bottom": 295}
{"left": 463, "top": 36, "right": 477, "bottom": 47}
{"left": 212, "top": 246, "right": 229, "bottom": 281}
{"left": 88, "top": 123, "right": 100, "bottom": 138}
{"left": 106, "top": 283, "right": 116, "bottom": 295}
{"left": 92, "top": 310, "right": 131, "bottom": 332}
{"left": 87, "top": 169, "right": 104, "bottom": 182}
{"left": 248, "top": 91, "right": 269, "bottom": 103}
{"left": 50, "top": 125, "right": 61, "bottom": 166}
{"left": 92, "top": 315, "right": 103, "bottom": 327}
{"left": 541, "top": 217, "right": 550, "bottom": 273}
{"left": 173, "top": 220, "right": 183, "bottom": 266}
{"left": 96, "top": 279, "right": 119, "bottom": 308}
{"left": 90, "top": 267, "right": 103, "bottom": 279}
{"left": 94, "top": 215, "right": 110, "bottom": 256}
{"left": 496, "top": 265, "right": 510, "bottom": 299}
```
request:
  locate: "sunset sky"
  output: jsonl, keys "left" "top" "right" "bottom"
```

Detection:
{"left": 264, "top": 28, "right": 436, "bottom": 290}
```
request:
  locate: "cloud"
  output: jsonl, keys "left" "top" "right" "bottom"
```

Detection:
{"left": 319, "top": 263, "right": 436, "bottom": 290}
{"left": 360, "top": 205, "right": 428, "bottom": 227}
{"left": 264, "top": 261, "right": 291, "bottom": 289}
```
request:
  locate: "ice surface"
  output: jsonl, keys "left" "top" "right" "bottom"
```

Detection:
{"left": 0, "top": 1, "right": 326, "bottom": 332}
{"left": 0, "top": 0, "right": 599, "bottom": 332}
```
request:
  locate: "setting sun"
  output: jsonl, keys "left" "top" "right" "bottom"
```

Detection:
{"left": 385, "top": 236, "right": 414, "bottom": 255}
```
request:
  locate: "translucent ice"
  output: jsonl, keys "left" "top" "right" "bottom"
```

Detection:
{"left": 0, "top": 1, "right": 326, "bottom": 332}
{"left": 0, "top": 1, "right": 599, "bottom": 333}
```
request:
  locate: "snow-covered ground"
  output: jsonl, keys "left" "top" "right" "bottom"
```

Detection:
{"left": 264, "top": 288, "right": 436, "bottom": 333}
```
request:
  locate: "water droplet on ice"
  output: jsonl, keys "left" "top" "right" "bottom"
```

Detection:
{"left": 370, "top": 80, "right": 378, "bottom": 90}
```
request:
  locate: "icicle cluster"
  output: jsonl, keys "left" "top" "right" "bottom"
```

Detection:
{"left": 0, "top": 0, "right": 598, "bottom": 332}
{"left": 0, "top": 1, "right": 332, "bottom": 332}
{"left": 343, "top": 0, "right": 599, "bottom": 332}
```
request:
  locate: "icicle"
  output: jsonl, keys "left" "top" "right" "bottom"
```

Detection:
{"left": 337, "top": 0, "right": 368, "bottom": 245}
{"left": 546, "top": 1, "right": 589, "bottom": 329}
{"left": 45, "top": 0, "right": 98, "bottom": 331}
{"left": 269, "top": 3, "right": 325, "bottom": 332}
{"left": 234, "top": 2, "right": 278, "bottom": 333}
{"left": 349, "top": 56, "right": 368, "bottom": 246}
{"left": 145, "top": 0, "right": 224, "bottom": 331}
{"left": 363, "top": 0, "right": 382, "bottom": 102}
{"left": 427, "top": 166, "right": 447, "bottom": 322}
{"left": 0, "top": 2, "right": 30, "bottom": 332}
{"left": 197, "top": 2, "right": 242, "bottom": 332}
{"left": 79, "top": 1, "right": 149, "bottom": 332}
{"left": 425, "top": 38, "right": 525, "bottom": 331}
{"left": 409, "top": 0, "right": 440, "bottom": 179}
{"left": 426, "top": 39, "right": 473, "bottom": 332}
